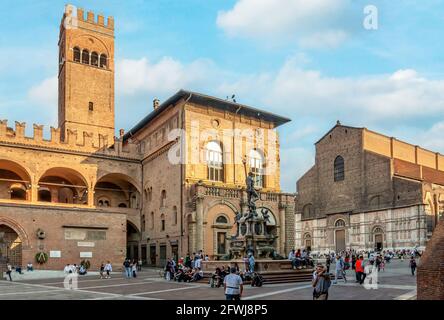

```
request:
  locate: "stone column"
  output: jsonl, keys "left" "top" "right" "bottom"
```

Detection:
{"left": 284, "top": 200, "right": 295, "bottom": 255}
{"left": 279, "top": 203, "right": 286, "bottom": 255}
{"left": 31, "top": 184, "right": 38, "bottom": 202}
{"left": 195, "top": 195, "right": 204, "bottom": 252}
{"left": 87, "top": 188, "right": 94, "bottom": 207}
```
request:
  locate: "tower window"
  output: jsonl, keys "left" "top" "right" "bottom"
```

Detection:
{"left": 73, "top": 47, "right": 81, "bottom": 63}
{"left": 89, "top": 102, "right": 94, "bottom": 111}
{"left": 82, "top": 49, "right": 90, "bottom": 64}
{"left": 91, "top": 52, "right": 99, "bottom": 67}
{"left": 100, "top": 54, "right": 108, "bottom": 68}
{"left": 334, "top": 156, "right": 345, "bottom": 182}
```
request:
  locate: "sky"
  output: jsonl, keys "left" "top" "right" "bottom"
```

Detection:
{"left": 0, "top": 0, "right": 444, "bottom": 192}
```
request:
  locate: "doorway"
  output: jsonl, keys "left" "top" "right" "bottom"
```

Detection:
{"left": 149, "top": 245, "right": 156, "bottom": 266}
{"left": 159, "top": 245, "right": 167, "bottom": 267}
{"left": 0, "top": 225, "right": 22, "bottom": 270}
{"left": 374, "top": 234, "right": 383, "bottom": 251}
{"left": 335, "top": 230, "right": 346, "bottom": 253}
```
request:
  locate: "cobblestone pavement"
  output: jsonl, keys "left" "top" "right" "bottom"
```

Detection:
{"left": 0, "top": 259, "right": 417, "bottom": 300}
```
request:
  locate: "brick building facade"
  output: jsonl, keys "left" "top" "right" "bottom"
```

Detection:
{"left": 0, "top": 5, "right": 293, "bottom": 271}
{"left": 294, "top": 122, "right": 444, "bottom": 253}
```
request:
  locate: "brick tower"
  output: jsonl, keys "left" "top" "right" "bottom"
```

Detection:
{"left": 58, "top": 4, "right": 115, "bottom": 145}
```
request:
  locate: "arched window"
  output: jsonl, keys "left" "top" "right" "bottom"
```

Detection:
{"left": 91, "top": 52, "right": 99, "bottom": 67}
{"left": 141, "top": 214, "right": 146, "bottom": 232}
{"left": 216, "top": 215, "right": 228, "bottom": 224}
{"left": 73, "top": 47, "right": 81, "bottom": 63}
{"left": 161, "top": 190, "right": 166, "bottom": 208}
{"left": 82, "top": 49, "right": 90, "bottom": 64}
{"left": 100, "top": 54, "right": 107, "bottom": 68}
{"left": 10, "top": 184, "right": 27, "bottom": 200}
{"left": 249, "top": 149, "right": 265, "bottom": 188}
{"left": 206, "top": 141, "right": 224, "bottom": 182}
{"left": 370, "top": 195, "right": 381, "bottom": 208}
{"left": 160, "top": 214, "right": 165, "bottom": 231}
{"left": 173, "top": 206, "right": 178, "bottom": 225}
{"left": 373, "top": 227, "right": 383, "bottom": 234}
{"left": 302, "top": 204, "right": 314, "bottom": 219}
{"left": 334, "top": 156, "right": 345, "bottom": 182}
{"left": 38, "top": 188, "right": 52, "bottom": 202}
{"left": 335, "top": 219, "right": 346, "bottom": 227}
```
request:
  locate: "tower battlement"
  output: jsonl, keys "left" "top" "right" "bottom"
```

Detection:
{"left": 62, "top": 4, "right": 114, "bottom": 32}
{"left": 0, "top": 120, "right": 142, "bottom": 160}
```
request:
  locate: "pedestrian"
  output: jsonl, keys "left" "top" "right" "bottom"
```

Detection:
{"left": 326, "top": 255, "right": 331, "bottom": 273}
{"left": 138, "top": 258, "right": 143, "bottom": 272}
{"left": 355, "top": 255, "right": 365, "bottom": 284}
{"left": 409, "top": 257, "right": 417, "bottom": 276}
{"left": 312, "top": 265, "right": 331, "bottom": 300}
{"left": 132, "top": 260, "right": 137, "bottom": 278}
{"left": 99, "top": 262, "right": 105, "bottom": 279}
{"left": 333, "top": 255, "right": 346, "bottom": 284}
{"left": 123, "top": 258, "right": 131, "bottom": 278}
{"left": 104, "top": 261, "right": 112, "bottom": 279}
{"left": 6, "top": 263, "right": 12, "bottom": 281}
{"left": 224, "top": 267, "right": 244, "bottom": 300}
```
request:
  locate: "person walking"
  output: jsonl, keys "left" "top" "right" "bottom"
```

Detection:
{"left": 104, "top": 261, "right": 112, "bottom": 279}
{"left": 138, "top": 259, "right": 143, "bottom": 272}
{"left": 409, "top": 257, "right": 417, "bottom": 276}
{"left": 123, "top": 259, "right": 131, "bottom": 279}
{"left": 99, "top": 262, "right": 105, "bottom": 279}
{"left": 333, "top": 255, "right": 346, "bottom": 284}
{"left": 355, "top": 255, "right": 365, "bottom": 284}
{"left": 312, "top": 265, "right": 331, "bottom": 300}
{"left": 6, "top": 263, "right": 13, "bottom": 281}
{"left": 224, "top": 267, "right": 244, "bottom": 300}
{"left": 326, "top": 255, "right": 331, "bottom": 273}
{"left": 131, "top": 260, "right": 137, "bottom": 278}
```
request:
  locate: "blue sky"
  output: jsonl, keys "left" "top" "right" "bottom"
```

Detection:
{"left": 1, "top": 0, "right": 444, "bottom": 192}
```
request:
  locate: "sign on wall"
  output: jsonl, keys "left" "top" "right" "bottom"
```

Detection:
{"left": 80, "top": 252, "right": 93, "bottom": 258}
{"left": 50, "top": 251, "right": 61, "bottom": 258}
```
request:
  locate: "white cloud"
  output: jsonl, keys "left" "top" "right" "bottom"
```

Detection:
{"left": 116, "top": 57, "right": 222, "bottom": 96}
{"left": 217, "top": 0, "right": 353, "bottom": 48}
{"left": 28, "top": 76, "right": 58, "bottom": 108}
{"left": 417, "top": 122, "right": 444, "bottom": 153}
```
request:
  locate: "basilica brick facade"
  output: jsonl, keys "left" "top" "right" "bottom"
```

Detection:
{"left": 294, "top": 122, "right": 444, "bottom": 253}
{"left": 0, "top": 5, "right": 293, "bottom": 271}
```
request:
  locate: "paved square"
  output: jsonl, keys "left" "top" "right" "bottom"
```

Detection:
{"left": 0, "top": 260, "right": 416, "bottom": 300}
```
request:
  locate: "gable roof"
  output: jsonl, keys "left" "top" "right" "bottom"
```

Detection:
{"left": 123, "top": 89, "right": 291, "bottom": 141}
{"left": 314, "top": 121, "right": 364, "bottom": 145}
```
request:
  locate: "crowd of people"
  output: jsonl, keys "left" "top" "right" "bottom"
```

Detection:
{"left": 309, "top": 247, "right": 423, "bottom": 300}
{"left": 163, "top": 251, "right": 208, "bottom": 283}
{"left": 288, "top": 248, "right": 314, "bottom": 269}
{"left": 63, "top": 263, "right": 88, "bottom": 276}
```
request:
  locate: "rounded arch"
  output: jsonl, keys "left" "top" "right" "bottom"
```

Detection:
{"left": 95, "top": 173, "right": 141, "bottom": 194}
{"left": 205, "top": 199, "right": 239, "bottom": 216}
{"left": 215, "top": 214, "right": 229, "bottom": 224}
{"left": 38, "top": 167, "right": 88, "bottom": 188}
{"left": 334, "top": 218, "right": 346, "bottom": 228}
{"left": 0, "top": 217, "right": 29, "bottom": 247}
{"left": 73, "top": 46, "right": 81, "bottom": 62}
{"left": 372, "top": 226, "right": 384, "bottom": 234}
{"left": 70, "top": 34, "right": 111, "bottom": 57}
{"left": 91, "top": 51, "right": 99, "bottom": 67}
{"left": 204, "top": 140, "right": 224, "bottom": 182}
{"left": 0, "top": 159, "right": 32, "bottom": 183}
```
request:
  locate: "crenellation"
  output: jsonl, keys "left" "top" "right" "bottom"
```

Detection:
{"left": 97, "top": 14, "right": 105, "bottom": 26}
{"left": 65, "top": 129, "right": 78, "bottom": 146}
{"left": 0, "top": 120, "right": 7, "bottom": 137}
{"left": 15, "top": 121, "right": 26, "bottom": 139}
{"left": 87, "top": 11, "right": 94, "bottom": 23}
{"left": 50, "top": 127, "right": 61, "bottom": 143}
{"left": 77, "top": 8, "right": 84, "bottom": 21}
{"left": 107, "top": 16, "right": 114, "bottom": 30}
{"left": 33, "top": 124, "right": 44, "bottom": 142}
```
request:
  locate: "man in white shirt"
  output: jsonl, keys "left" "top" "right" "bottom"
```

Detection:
{"left": 64, "top": 264, "right": 71, "bottom": 274}
{"left": 224, "top": 267, "right": 244, "bottom": 300}
{"left": 195, "top": 257, "right": 202, "bottom": 269}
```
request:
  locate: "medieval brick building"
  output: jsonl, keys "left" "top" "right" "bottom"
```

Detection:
{"left": 295, "top": 122, "right": 444, "bottom": 253}
{"left": 0, "top": 5, "right": 293, "bottom": 271}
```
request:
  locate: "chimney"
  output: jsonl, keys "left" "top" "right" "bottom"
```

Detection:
{"left": 153, "top": 98, "right": 160, "bottom": 110}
